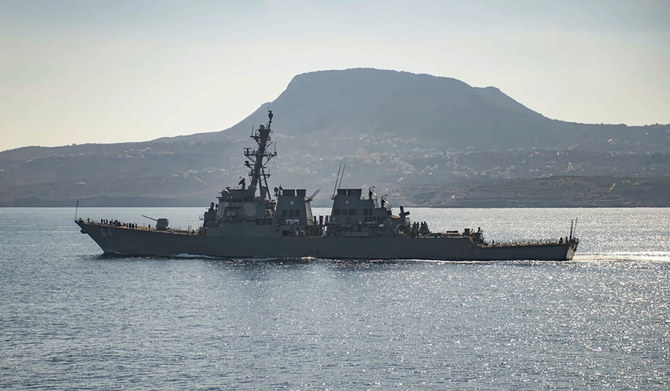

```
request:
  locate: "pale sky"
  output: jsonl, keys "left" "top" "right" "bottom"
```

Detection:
{"left": 1, "top": 0, "right": 668, "bottom": 151}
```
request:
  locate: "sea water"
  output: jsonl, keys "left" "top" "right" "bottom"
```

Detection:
{"left": 1, "top": 207, "right": 668, "bottom": 389}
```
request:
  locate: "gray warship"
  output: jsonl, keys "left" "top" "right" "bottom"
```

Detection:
{"left": 76, "top": 111, "right": 579, "bottom": 261}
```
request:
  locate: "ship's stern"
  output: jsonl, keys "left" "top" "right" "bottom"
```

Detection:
{"left": 566, "top": 238, "right": 579, "bottom": 260}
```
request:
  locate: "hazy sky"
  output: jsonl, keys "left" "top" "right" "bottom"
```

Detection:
{"left": 1, "top": 0, "right": 668, "bottom": 151}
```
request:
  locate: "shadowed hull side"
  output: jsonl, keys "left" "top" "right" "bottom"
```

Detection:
{"left": 77, "top": 221, "right": 577, "bottom": 261}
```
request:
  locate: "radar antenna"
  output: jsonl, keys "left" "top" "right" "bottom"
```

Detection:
{"left": 243, "top": 110, "right": 277, "bottom": 200}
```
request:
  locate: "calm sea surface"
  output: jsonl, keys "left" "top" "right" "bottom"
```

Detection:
{"left": 1, "top": 207, "right": 668, "bottom": 389}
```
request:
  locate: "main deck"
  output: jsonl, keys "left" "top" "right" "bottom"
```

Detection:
{"left": 77, "top": 219, "right": 578, "bottom": 261}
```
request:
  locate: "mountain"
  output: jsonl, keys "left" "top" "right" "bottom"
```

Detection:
{"left": 1, "top": 68, "right": 668, "bottom": 207}
{"left": 203, "top": 69, "right": 667, "bottom": 151}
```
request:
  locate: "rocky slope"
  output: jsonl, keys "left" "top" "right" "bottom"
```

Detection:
{"left": 1, "top": 68, "right": 668, "bottom": 207}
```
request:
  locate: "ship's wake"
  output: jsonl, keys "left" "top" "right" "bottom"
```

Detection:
{"left": 574, "top": 252, "right": 670, "bottom": 263}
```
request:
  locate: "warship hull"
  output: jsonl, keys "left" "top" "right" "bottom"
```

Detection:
{"left": 76, "top": 111, "right": 579, "bottom": 261}
{"left": 77, "top": 221, "right": 577, "bottom": 261}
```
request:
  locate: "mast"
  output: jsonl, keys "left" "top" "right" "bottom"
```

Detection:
{"left": 243, "top": 110, "right": 277, "bottom": 200}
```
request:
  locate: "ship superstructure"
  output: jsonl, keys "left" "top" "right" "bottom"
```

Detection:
{"left": 77, "top": 111, "right": 579, "bottom": 261}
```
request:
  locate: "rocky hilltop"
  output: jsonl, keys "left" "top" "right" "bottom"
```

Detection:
{"left": 1, "top": 68, "right": 668, "bottom": 207}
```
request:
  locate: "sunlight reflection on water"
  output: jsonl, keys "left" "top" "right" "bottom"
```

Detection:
{"left": 0, "top": 207, "right": 668, "bottom": 389}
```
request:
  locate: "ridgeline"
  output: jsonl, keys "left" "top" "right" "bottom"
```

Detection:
{"left": 1, "top": 68, "right": 668, "bottom": 207}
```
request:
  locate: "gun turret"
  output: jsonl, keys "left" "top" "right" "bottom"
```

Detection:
{"left": 142, "top": 215, "right": 169, "bottom": 230}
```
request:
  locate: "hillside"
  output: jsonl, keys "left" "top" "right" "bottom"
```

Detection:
{"left": 0, "top": 68, "right": 668, "bottom": 207}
